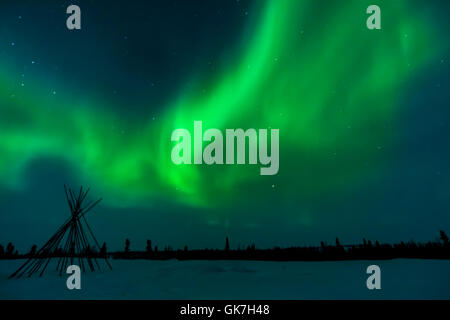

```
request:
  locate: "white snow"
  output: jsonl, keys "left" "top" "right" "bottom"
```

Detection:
{"left": 0, "top": 259, "right": 449, "bottom": 299}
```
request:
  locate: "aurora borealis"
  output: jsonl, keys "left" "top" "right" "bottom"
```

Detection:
{"left": 1, "top": 0, "right": 449, "bottom": 250}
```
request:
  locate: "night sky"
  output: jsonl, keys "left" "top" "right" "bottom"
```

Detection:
{"left": 1, "top": 0, "right": 449, "bottom": 252}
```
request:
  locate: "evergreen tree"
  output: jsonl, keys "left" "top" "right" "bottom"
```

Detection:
{"left": 125, "top": 239, "right": 130, "bottom": 253}
{"left": 100, "top": 242, "right": 107, "bottom": 257}
{"left": 440, "top": 230, "right": 449, "bottom": 245}
{"left": 6, "top": 242, "right": 14, "bottom": 257}
{"left": 225, "top": 237, "right": 230, "bottom": 251}
{"left": 28, "top": 245, "right": 37, "bottom": 257}
{"left": 146, "top": 240, "right": 152, "bottom": 254}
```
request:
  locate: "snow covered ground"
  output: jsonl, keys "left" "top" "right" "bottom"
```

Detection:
{"left": 0, "top": 259, "right": 449, "bottom": 299}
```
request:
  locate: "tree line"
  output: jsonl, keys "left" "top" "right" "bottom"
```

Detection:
{"left": 2, "top": 231, "right": 449, "bottom": 261}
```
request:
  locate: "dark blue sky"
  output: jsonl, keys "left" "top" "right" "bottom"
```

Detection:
{"left": 0, "top": 0, "right": 449, "bottom": 252}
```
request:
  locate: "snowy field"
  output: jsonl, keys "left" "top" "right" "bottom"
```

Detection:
{"left": 1, "top": 259, "right": 449, "bottom": 299}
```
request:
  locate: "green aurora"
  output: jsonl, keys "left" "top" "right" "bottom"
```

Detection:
{"left": 0, "top": 0, "right": 441, "bottom": 211}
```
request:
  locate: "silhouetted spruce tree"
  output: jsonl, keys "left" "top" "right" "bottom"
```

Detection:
{"left": 225, "top": 237, "right": 230, "bottom": 252}
{"left": 100, "top": 242, "right": 107, "bottom": 257}
{"left": 184, "top": 245, "right": 188, "bottom": 252}
{"left": 146, "top": 240, "right": 152, "bottom": 254}
{"left": 0, "top": 244, "right": 4, "bottom": 258}
{"left": 154, "top": 246, "right": 158, "bottom": 252}
{"left": 6, "top": 242, "right": 14, "bottom": 257}
{"left": 28, "top": 245, "right": 37, "bottom": 257}
{"left": 125, "top": 239, "right": 130, "bottom": 253}
{"left": 335, "top": 237, "right": 344, "bottom": 254}
{"left": 440, "top": 230, "right": 449, "bottom": 246}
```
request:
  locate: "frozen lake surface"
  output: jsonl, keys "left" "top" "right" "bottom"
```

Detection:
{"left": 1, "top": 259, "right": 449, "bottom": 299}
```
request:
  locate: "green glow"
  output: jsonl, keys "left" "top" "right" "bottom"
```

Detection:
{"left": 0, "top": 0, "right": 439, "bottom": 209}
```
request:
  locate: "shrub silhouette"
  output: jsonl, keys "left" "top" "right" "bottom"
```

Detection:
{"left": 28, "top": 245, "right": 37, "bottom": 257}
{"left": 440, "top": 230, "right": 449, "bottom": 245}
{"left": 100, "top": 242, "right": 107, "bottom": 257}
{"left": 6, "top": 242, "right": 15, "bottom": 258}
{"left": 225, "top": 237, "right": 230, "bottom": 252}
{"left": 146, "top": 240, "right": 152, "bottom": 254}
{"left": 125, "top": 239, "right": 130, "bottom": 253}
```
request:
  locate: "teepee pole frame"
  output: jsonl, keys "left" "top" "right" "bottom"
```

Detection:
{"left": 9, "top": 186, "right": 112, "bottom": 279}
